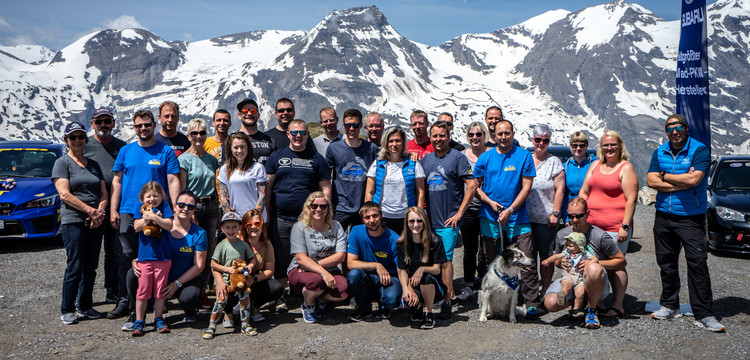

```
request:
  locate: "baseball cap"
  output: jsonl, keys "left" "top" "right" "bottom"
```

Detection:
{"left": 665, "top": 114, "right": 688, "bottom": 129}
{"left": 221, "top": 211, "right": 242, "bottom": 224}
{"left": 64, "top": 122, "right": 86, "bottom": 136}
{"left": 92, "top": 107, "right": 114, "bottom": 118}
{"left": 563, "top": 232, "right": 587, "bottom": 251}
{"left": 236, "top": 98, "right": 259, "bottom": 112}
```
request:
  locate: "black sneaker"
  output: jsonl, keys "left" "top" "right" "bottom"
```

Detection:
{"left": 421, "top": 312, "right": 435, "bottom": 329}
{"left": 410, "top": 308, "right": 424, "bottom": 322}
{"left": 439, "top": 302, "right": 452, "bottom": 319}
{"left": 375, "top": 308, "right": 391, "bottom": 319}
{"left": 107, "top": 304, "right": 128, "bottom": 319}
{"left": 348, "top": 309, "right": 373, "bottom": 322}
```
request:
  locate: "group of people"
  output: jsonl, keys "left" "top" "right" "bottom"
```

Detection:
{"left": 53, "top": 97, "right": 725, "bottom": 335}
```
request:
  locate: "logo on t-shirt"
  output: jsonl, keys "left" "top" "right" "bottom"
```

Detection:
{"left": 341, "top": 157, "right": 367, "bottom": 182}
{"left": 179, "top": 246, "right": 193, "bottom": 253}
{"left": 504, "top": 165, "right": 516, "bottom": 172}
{"left": 279, "top": 158, "right": 292, "bottom": 166}
{"left": 426, "top": 166, "right": 448, "bottom": 191}
{"left": 149, "top": 159, "right": 162, "bottom": 166}
{"left": 375, "top": 251, "right": 389, "bottom": 259}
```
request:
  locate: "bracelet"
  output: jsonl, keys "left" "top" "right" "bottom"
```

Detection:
{"left": 660, "top": 171, "right": 666, "bottom": 181}
{"left": 507, "top": 206, "right": 515, "bottom": 215}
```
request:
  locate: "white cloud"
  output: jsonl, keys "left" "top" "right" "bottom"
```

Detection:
{"left": 0, "top": 17, "right": 11, "bottom": 31}
{"left": 181, "top": 32, "right": 194, "bottom": 42}
{"left": 8, "top": 34, "right": 33, "bottom": 45}
{"left": 101, "top": 15, "right": 147, "bottom": 30}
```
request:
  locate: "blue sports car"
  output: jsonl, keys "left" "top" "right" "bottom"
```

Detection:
{"left": 706, "top": 156, "right": 750, "bottom": 255}
{"left": 0, "top": 141, "right": 65, "bottom": 241}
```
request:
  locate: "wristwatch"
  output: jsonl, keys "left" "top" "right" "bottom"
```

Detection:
{"left": 252, "top": 275, "right": 258, "bottom": 282}
{"left": 175, "top": 280, "right": 183, "bottom": 288}
{"left": 552, "top": 210, "right": 560, "bottom": 217}
{"left": 660, "top": 171, "right": 667, "bottom": 181}
{"left": 622, "top": 224, "right": 631, "bottom": 231}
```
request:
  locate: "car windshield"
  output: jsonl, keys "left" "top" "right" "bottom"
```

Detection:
{"left": 713, "top": 161, "right": 750, "bottom": 190}
{"left": 0, "top": 147, "right": 58, "bottom": 178}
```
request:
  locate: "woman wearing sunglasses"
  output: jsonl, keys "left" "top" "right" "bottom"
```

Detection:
{"left": 579, "top": 130, "right": 637, "bottom": 318}
{"left": 526, "top": 124, "right": 565, "bottom": 290}
{"left": 218, "top": 131, "right": 267, "bottom": 220}
{"left": 179, "top": 119, "right": 220, "bottom": 284}
{"left": 563, "top": 131, "right": 596, "bottom": 223}
{"left": 124, "top": 191, "right": 207, "bottom": 330}
{"left": 240, "top": 209, "right": 283, "bottom": 323}
{"left": 287, "top": 192, "right": 348, "bottom": 323}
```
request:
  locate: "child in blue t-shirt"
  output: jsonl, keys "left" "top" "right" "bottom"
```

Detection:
{"left": 132, "top": 181, "right": 174, "bottom": 336}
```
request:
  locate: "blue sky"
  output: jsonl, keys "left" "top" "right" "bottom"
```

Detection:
{"left": 0, "top": 0, "right": 716, "bottom": 50}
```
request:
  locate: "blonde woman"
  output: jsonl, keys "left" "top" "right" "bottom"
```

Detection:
{"left": 287, "top": 192, "right": 348, "bottom": 323}
{"left": 397, "top": 207, "right": 446, "bottom": 329}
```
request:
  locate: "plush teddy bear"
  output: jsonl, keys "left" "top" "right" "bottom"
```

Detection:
{"left": 140, "top": 203, "right": 162, "bottom": 238}
{"left": 227, "top": 259, "right": 251, "bottom": 293}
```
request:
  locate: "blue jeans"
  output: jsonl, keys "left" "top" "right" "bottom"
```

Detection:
{"left": 61, "top": 222, "right": 103, "bottom": 313}
{"left": 346, "top": 268, "right": 402, "bottom": 311}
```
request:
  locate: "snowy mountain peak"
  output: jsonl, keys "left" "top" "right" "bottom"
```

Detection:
{"left": 0, "top": 45, "right": 56, "bottom": 64}
{"left": 567, "top": 0, "right": 661, "bottom": 51}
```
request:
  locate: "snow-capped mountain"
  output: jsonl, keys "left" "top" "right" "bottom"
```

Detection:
{"left": 0, "top": 44, "right": 56, "bottom": 64}
{"left": 1, "top": 0, "right": 748, "bottom": 177}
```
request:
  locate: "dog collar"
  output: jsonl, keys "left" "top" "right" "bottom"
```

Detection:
{"left": 494, "top": 268, "right": 519, "bottom": 290}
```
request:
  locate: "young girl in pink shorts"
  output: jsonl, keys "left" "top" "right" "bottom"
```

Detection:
{"left": 132, "top": 181, "right": 174, "bottom": 336}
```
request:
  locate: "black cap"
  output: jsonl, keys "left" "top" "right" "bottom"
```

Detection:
{"left": 237, "top": 98, "right": 259, "bottom": 112}
{"left": 64, "top": 122, "right": 86, "bottom": 136}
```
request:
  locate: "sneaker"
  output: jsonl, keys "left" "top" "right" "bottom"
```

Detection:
{"left": 301, "top": 303, "right": 318, "bottom": 323}
{"left": 439, "top": 302, "right": 452, "bottom": 319}
{"left": 421, "top": 312, "right": 435, "bottom": 329}
{"left": 375, "top": 308, "right": 391, "bottom": 319}
{"left": 183, "top": 315, "right": 197, "bottom": 323}
{"left": 456, "top": 287, "right": 475, "bottom": 301}
{"left": 121, "top": 312, "right": 136, "bottom": 331}
{"left": 61, "top": 313, "right": 78, "bottom": 325}
{"left": 651, "top": 306, "right": 682, "bottom": 320}
{"left": 104, "top": 292, "right": 118, "bottom": 304}
{"left": 251, "top": 313, "right": 265, "bottom": 322}
{"left": 315, "top": 299, "right": 328, "bottom": 319}
{"left": 348, "top": 309, "right": 373, "bottom": 322}
{"left": 131, "top": 320, "right": 145, "bottom": 337}
{"left": 154, "top": 316, "right": 170, "bottom": 333}
{"left": 410, "top": 309, "right": 424, "bottom": 322}
{"left": 275, "top": 298, "right": 288, "bottom": 313}
{"left": 200, "top": 294, "right": 214, "bottom": 309}
{"left": 695, "top": 316, "right": 725, "bottom": 332}
{"left": 222, "top": 313, "right": 235, "bottom": 328}
{"left": 107, "top": 304, "right": 128, "bottom": 319}
{"left": 584, "top": 307, "right": 600, "bottom": 329}
{"left": 526, "top": 306, "right": 540, "bottom": 320}
{"left": 75, "top": 308, "right": 102, "bottom": 320}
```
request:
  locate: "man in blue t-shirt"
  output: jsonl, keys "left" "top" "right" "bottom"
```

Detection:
{"left": 346, "top": 202, "right": 402, "bottom": 321}
{"left": 420, "top": 121, "right": 476, "bottom": 318}
{"left": 326, "top": 109, "right": 379, "bottom": 231}
{"left": 646, "top": 114, "right": 724, "bottom": 332}
{"left": 474, "top": 119, "right": 542, "bottom": 319}
{"left": 108, "top": 109, "right": 180, "bottom": 319}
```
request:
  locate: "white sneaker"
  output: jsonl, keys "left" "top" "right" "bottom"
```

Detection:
{"left": 456, "top": 287, "right": 475, "bottom": 301}
{"left": 695, "top": 316, "right": 725, "bottom": 332}
{"left": 651, "top": 306, "right": 682, "bottom": 320}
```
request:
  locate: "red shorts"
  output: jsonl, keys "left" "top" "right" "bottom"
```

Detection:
{"left": 288, "top": 267, "right": 348, "bottom": 299}
{"left": 136, "top": 260, "right": 171, "bottom": 301}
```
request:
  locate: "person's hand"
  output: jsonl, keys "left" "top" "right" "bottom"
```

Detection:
{"left": 409, "top": 152, "right": 419, "bottom": 162}
{"left": 444, "top": 213, "right": 462, "bottom": 229}
{"left": 577, "top": 258, "right": 598, "bottom": 273}
{"left": 410, "top": 267, "right": 425, "bottom": 288}
{"left": 163, "top": 282, "right": 178, "bottom": 299}
{"left": 132, "top": 259, "right": 142, "bottom": 277}
{"left": 322, "top": 272, "right": 336, "bottom": 288}
{"left": 376, "top": 263, "right": 391, "bottom": 286}
{"left": 541, "top": 258, "right": 552, "bottom": 267}
{"left": 403, "top": 289, "right": 419, "bottom": 307}
{"left": 548, "top": 214, "right": 559, "bottom": 228}
{"left": 498, "top": 208, "right": 511, "bottom": 226}
{"left": 110, "top": 211, "right": 120, "bottom": 230}
{"left": 215, "top": 282, "right": 228, "bottom": 301}
{"left": 617, "top": 227, "right": 629, "bottom": 243}
{"left": 561, "top": 257, "right": 572, "bottom": 272}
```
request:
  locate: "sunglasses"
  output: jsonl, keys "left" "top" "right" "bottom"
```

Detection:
{"left": 666, "top": 125, "right": 684, "bottom": 133}
{"left": 68, "top": 134, "right": 86, "bottom": 141}
{"left": 94, "top": 118, "right": 113, "bottom": 125}
{"left": 175, "top": 202, "right": 196, "bottom": 211}
{"left": 134, "top": 123, "right": 153, "bottom": 129}
{"left": 276, "top": 107, "right": 294, "bottom": 113}
{"left": 601, "top": 143, "right": 619, "bottom": 148}
{"left": 310, "top": 203, "right": 328, "bottom": 210}
{"left": 343, "top": 123, "right": 361, "bottom": 129}
{"left": 407, "top": 218, "right": 424, "bottom": 224}
{"left": 568, "top": 213, "right": 586, "bottom": 220}
{"left": 444, "top": 121, "right": 453, "bottom": 127}
{"left": 534, "top": 138, "right": 550, "bottom": 144}
{"left": 571, "top": 143, "right": 587, "bottom": 149}
{"left": 190, "top": 130, "right": 207, "bottom": 137}
{"left": 240, "top": 108, "right": 258, "bottom": 115}
{"left": 468, "top": 132, "right": 483, "bottom": 138}
{"left": 289, "top": 130, "right": 308, "bottom": 136}
{"left": 244, "top": 221, "right": 263, "bottom": 229}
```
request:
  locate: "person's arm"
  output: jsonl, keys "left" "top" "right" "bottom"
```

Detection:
{"left": 549, "top": 169, "right": 565, "bottom": 227}
{"left": 295, "top": 252, "right": 338, "bottom": 288}
{"left": 179, "top": 169, "right": 188, "bottom": 191}
{"left": 53, "top": 178, "right": 101, "bottom": 222}
{"left": 109, "top": 171, "right": 123, "bottom": 229}
{"left": 542, "top": 253, "right": 564, "bottom": 267}
{"left": 91, "top": 180, "right": 108, "bottom": 228}
{"left": 256, "top": 182, "right": 266, "bottom": 211}
{"left": 594, "top": 250, "right": 626, "bottom": 271}
{"left": 398, "top": 268, "right": 419, "bottom": 307}
{"left": 265, "top": 174, "right": 274, "bottom": 214}
{"left": 167, "top": 173, "right": 180, "bottom": 206}
{"left": 364, "top": 177, "right": 375, "bottom": 202}
{"left": 347, "top": 253, "right": 391, "bottom": 286}
{"left": 218, "top": 182, "right": 233, "bottom": 213}
{"left": 619, "top": 163, "right": 639, "bottom": 242}
{"left": 498, "top": 176, "right": 533, "bottom": 225}
{"left": 319, "top": 179, "right": 332, "bottom": 201}
{"left": 211, "top": 259, "right": 229, "bottom": 300}
{"left": 444, "top": 177, "right": 477, "bottom": 229}
{"left": 256, "top": 259, "right": 275, "bottom": 282}
{"left": 416, "top": 177, "right": 426, "bottom": 207}
{"left": 476, "top": 177, "right": 502, "bottom": 212}
{"left": 163, "top": 250, "right": 207, "bottom": 299}
{"left": 410, "top": 263, "right": 440, "bottom": 288}
{"left": 578, "top": 160, "right": 597, "bottom": 200}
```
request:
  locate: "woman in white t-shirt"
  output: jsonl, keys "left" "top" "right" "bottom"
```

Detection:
{"left": 217, "top": 132, "right": 267, "bottom": 220}
{"left": 364, "top": 127, "right": 426, "bottom": 236}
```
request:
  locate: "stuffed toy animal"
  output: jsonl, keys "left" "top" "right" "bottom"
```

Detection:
{"left": 140, "top": 203, "right": 162, "bottom": 238}
{"left": 227, "top": 259, "right": 251, "bottom": 293}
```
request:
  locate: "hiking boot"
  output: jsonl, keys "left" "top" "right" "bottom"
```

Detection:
{"left": 107, "top": 304, "right": 128, "bottom": 319}
{"left": 61, "top": 313, "right": 78, "bottom": 325}
{"left": 154, "top": 316, "right": 170, "bottom": 333}
{"left": 695, "top": 316, "right": 725, "bottom": 332}
{"left": 131, "top": 320, "right": 145, "bottom": 337}
{"left": 410, "top": 308, "right": 424, "bottom": 322}
{"left": 651, "top": 306, "right": 682, "bottom": 320}
{"left": 421, "top": 312, "right": 435, "bottom": 329}
{"left": 75, "top": 308, "right": 102, "bottom": 320}
{"left": 375, "top": 308, "right": 391, "bottom": 319}
{"left": 584, "top": 307, "right": 600, "bottom": 329}
{"left": 348, "top": 309, "right": 373, "bottom": 322}
{"left": 525, "top": 306, "right": 540, "bottom": 320}
{"left": 456, "top": 287, "right": 475, "bottom": 301}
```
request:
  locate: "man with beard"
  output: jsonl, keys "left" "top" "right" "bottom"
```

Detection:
{"left": 264, "top": 98, "right": 315, "bottom": 151}
{"left": 107, "top": 109, "right": 180, "bottom": 320}
{"left": 236, "top": 98, "right": 276, "bottom": 164}
{"left": 83, "top": 107, "right": 127, "bottom": 304}
{"left": 364, "top": 112, "right": 385, "bottom": 148}
{"left": 313, "top": 107, "right": 343, "bottom": 157}
{"left": 154, "top": 101, "right": 190, "bottom": 157}
{"left": 203, "top": 109, "right": 231, "bottom": 165}
{"left": 406, "top": 110, "right": 433, "bottom": 160}
{"left": 437, "top": 112, "right": 465, "bottom": 151}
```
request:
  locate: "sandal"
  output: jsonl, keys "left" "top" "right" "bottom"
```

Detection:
{"left": 202, "top": 327, "right": 215, "bottom": 340}
{"left": 570, "top": 308, "right": 585, "bottom": 319}
{"left": 556, "top": 290, "right": 568, "bottom": 307}
{"left": 601, "top": 306, "right": 625, "bottom": 318}
{"left": 241, "top": 323, "right": 258, "bottom": 336}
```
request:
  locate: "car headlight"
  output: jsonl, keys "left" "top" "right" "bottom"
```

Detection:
{"left": 22, "top": 194, "right": 59, "bottom": 209}
{"left": 716, "top": 206, "right": 745, "bottom": 222}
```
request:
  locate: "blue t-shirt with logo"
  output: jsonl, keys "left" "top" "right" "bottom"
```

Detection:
{"left": 347, "top": 224, "right": 399, "bottom": 276}
{"left": 420, "top": 149, "right": 474, "bottom": 229}
{"left": 134, "top": 201, "right": 174, "bottom": 261}
{"left": 167, "top": 223, "right": 208, "bottom": 282}
{"left": 266, "top": 146, "right": 331, "bottom": 220}
{"left": 325, "top": 140, "right": 379, "bottom": 214}
{"left": 112, "top": 141, "right": 180, "bottom": 215}
{"left": 473, "top": 146, "right": 536, "bottom": 225}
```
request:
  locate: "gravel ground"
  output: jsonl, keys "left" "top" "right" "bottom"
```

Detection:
{"left": 1, "top": 204, "right": 748, "bottom": 359}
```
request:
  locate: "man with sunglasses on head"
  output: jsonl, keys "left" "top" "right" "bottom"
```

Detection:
{"left": 107, "top": 109, "right": 181, "bottom": 320}
{"left": 646, "top": 114, "right": 724, "bottom": 332}
{"left": 542, "top": 197, "right": 625, "bottom": 329}
{"left": 155, "top": 101, "right": 191, "bottom": 157}
{"left": 437, "top": 112, "right": 465, "bottom": 151}
{"left": 264, "top": 98, "right": 316, "bottom": 152}
{"left": 236, "top": 98, "right": 276, "bottom": 164}
{"left": 84, "top": 107, "right": 128, "bottom": 304}
{"left": 265, "top": 119, "right": 331, "bottom": 311}
{"left": 364, "top": 112, "right": 385, "bottom": 147}
{"left": 313, "top": 107, "right": 343, "bottom": 157}
{"left": 204, "top": 109, "right": 232, "bottom": 165}
{"left": 325, "top": 109, "right": 379, "bottom": 231}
